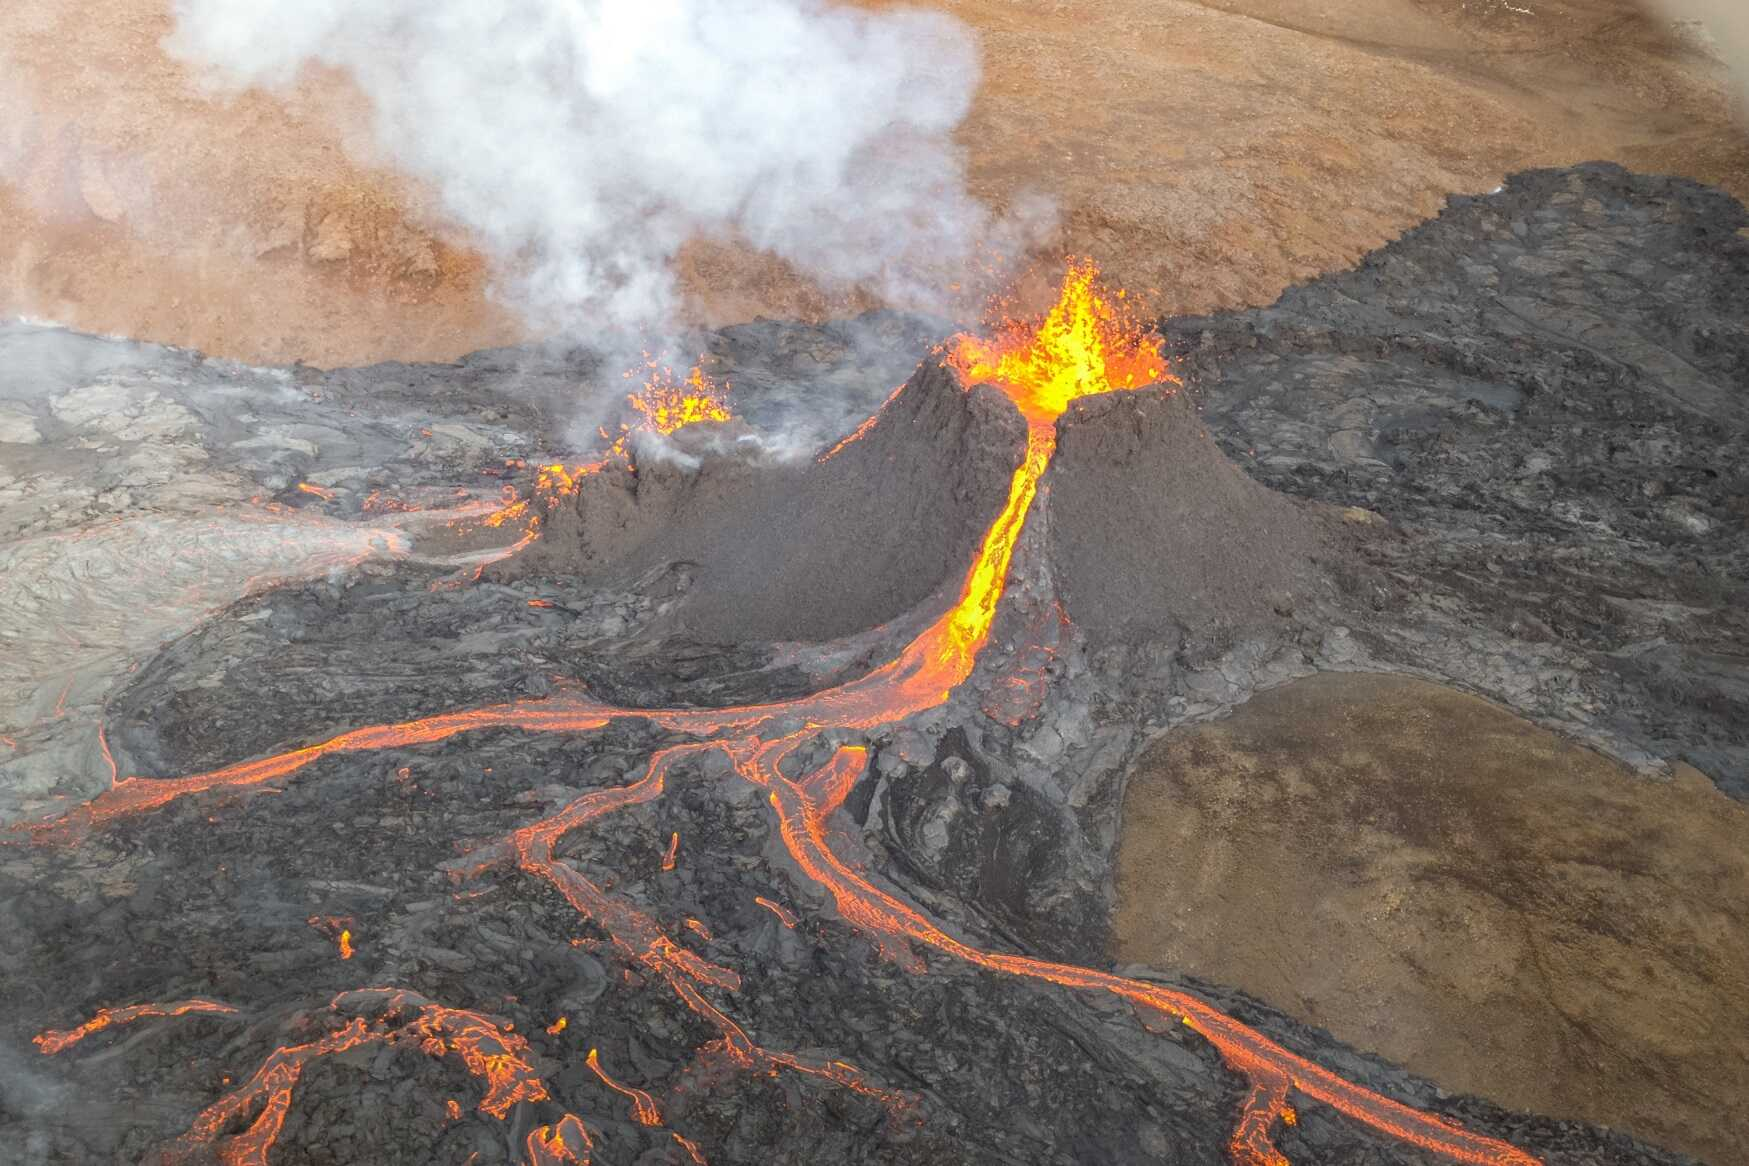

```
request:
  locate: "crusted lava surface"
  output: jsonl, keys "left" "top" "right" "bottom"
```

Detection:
{"left": 2, "top": 163, "right": 1744, "bottom": 1166}
{"left": 1172, "top": 162, "right": 1748, "bottom": 794}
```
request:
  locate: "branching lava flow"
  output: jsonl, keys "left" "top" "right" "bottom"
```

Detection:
{"left": 20, "top": 263, "right": 1539, "bottom": 1166}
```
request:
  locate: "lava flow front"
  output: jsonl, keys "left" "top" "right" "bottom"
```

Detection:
{"left": 20, "top": 262, "right": 1539, "bottom": 1166}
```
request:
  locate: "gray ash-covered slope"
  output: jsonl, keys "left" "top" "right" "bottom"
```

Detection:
{"left": 1173, "top": 162, "right": 1748, "bottom": 796}
{"left": 503, "top": 360, "right": 1025, "bottom": 644}
{"left": 1047, "top": 387, "right": 1327, "bottom": 642}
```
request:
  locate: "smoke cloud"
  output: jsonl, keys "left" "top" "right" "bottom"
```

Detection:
{"left": 1646, "top": 0, "right": 1749, "bottom": 121}
{"left": 163, "top": 0, "right": 1025, "bottom": 336}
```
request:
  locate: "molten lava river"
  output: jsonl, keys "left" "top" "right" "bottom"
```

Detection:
{"left": 10, "top": 265, "right": 1544, "bottom": 1166}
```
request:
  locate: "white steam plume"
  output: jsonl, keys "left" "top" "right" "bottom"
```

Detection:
{"left": 1643, "top": 0, "right": 1749, "bottom": 122}
{"left": 164, "top": 0, "right": 1026, "bottom": 334}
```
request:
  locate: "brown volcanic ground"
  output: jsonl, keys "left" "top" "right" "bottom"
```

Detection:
{"left": 2, "top": 0, "right": 1745, "bottom": 367}
{"left": 1113, "top": 674, "right": 1749, "bottom": 1166}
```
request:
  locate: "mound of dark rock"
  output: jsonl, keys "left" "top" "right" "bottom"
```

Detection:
{"left": 1048, "top": 387, "right": 1327, "bottom": 643}
{"left": 502, "top": 359, "right": 1025, "bottom": 644}
{"left": 509, "top": 362, "right": 1336, "bottom": 652}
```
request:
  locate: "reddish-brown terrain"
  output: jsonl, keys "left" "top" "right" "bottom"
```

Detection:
{"left": 3, "top": 0, "right": 1744, "bottom": 366}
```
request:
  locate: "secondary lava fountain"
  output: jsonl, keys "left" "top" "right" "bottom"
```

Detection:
{"left": 21, "top": 262, "right": 1538, "bottom": 1166}
{"left": 452, "top": 358, "right": 737, "bottom": 581}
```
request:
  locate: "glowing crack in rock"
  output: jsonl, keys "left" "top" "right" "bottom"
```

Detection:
{"left": 754, "top": 896, "right": 798, "bottom": 929}
{"left": 449, "top": 359, "right": 737, "bottom": 583}
{"left": 587, "top": 1047, "right": 663, "bottom": 1126}
{"left": 151, "top": 989, "right": 577, "bottom": 1166}
{"left": 19, "top": 264, "right": 1539, "bottom": 1166}
{"left": 525, "top": 1114, "right": 594, "bottom": 1164}
{"left": 33, "top": 998, "right": 239, "bottom": 1055}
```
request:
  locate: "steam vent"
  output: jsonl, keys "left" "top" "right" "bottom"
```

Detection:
{"left": 3, "top": 0, "right": 1749, "bottom": 1162}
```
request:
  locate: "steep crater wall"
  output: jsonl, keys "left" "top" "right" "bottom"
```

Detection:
{"left": 502, "top": 359, "right": 1026, "bottom": 644}
{"left": 1047, "top": 387, "right": 1329, "bottom": 644}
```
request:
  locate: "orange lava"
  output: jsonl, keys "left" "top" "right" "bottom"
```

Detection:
{"left": 754, "top": 896, "right": 798, "bottom": 929}
{"left": 625, "top": 360, "right": 733, "bottom": 436}
{"left": 34, "top": 999, "right": 237, "bottom": 1055}
{"left": 482, "top": 490, "right": 531, "bottom": 529}
{"left": 97, "top": 723, "right": 118, "bottom": 783}
{"left": 671, "top": 1130, "right": 709, "bottom": 1165}
{"left": 447, "top": 742, "right": 915, "bottom": 1114}
{"left": 306, "top": 914, "right": 354, "bottom": 960}
{"left": 536, "top": 460, "right": 600, "bottom": 499}
{"left": 295, "top": 482, "right": 337, "bottom": 501}
{"left": 526, "top": 1114, "right": 593, "bottom": 1165}
{"left": 157, "top": 989, "right": 559, "bottom": 1165}
{"left": 661, "top": 830, "right": 680, "bottom": 872}
{"left": 948, "top": 257, "right": 1174, "bottom": 426}
{"left": 587, "top": 1047, "right": 663, "bottom": 1126}
{"left": 23, "top": 262, "right": 1539, "bottom": 1166}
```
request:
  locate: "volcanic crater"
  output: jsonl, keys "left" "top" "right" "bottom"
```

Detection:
{"left": 1, "top": 163, "right": 1746, "bottom": 1166}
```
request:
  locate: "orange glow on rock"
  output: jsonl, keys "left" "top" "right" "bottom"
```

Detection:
{"left": 156, "top": 989, "right": 557, "bottom": 1165}
{"left": 671, "top": 1130, "right": 708, "bottom": 1165}
{"left": 525, "top": 1113, "right": 592, "bottom": 1165}
{"left": 34, "top": 999, "right": 237, "bottom": 1055}
{"left": 816, "top": 382, "right": 902, "bottom": 463}
{"left": 97, "top": 722, "right": 118, "bottom": 784}
{"left": 586, "top": 1047, "right": 662, "bottom": 1126}
{"left": 948, "top": 258, "right": 1175, "bottom": 426}
{"left": 482, "top": 493, "right": 530, "bottom": 529}
{"left": 754, "top": 896, "right": 798, "bottom": 930}
{"left": 626, "top": 361, "right": 733, "bottom": 437}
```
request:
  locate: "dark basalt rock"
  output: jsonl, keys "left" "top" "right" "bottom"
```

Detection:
{"left": 1175, "top": 161, "right": 1749, "bottom": 797}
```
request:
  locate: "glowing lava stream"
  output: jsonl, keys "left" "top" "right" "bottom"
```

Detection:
{"left": 150, "top": 988, "right": 575, "bottom": 1166}
{"left": 21, "top": 263, "right": 1540, "bottom": 1166}
{"left": 33, "top": 999, "right": 239, "bottom": 1055}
